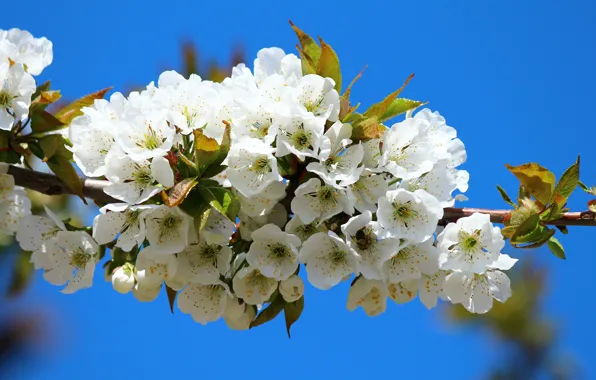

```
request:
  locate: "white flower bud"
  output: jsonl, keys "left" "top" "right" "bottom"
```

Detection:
{"left": 279, "top": 274, "right": 304, "bottom": 303}
{"left": 223, "top": 296, "right": 246, "bottom": 321}
{"left": 132, "top": 282, "right": 162, "bottom": 302}
{"left": 111, "top": 263, "right": 135, "bottom": 294}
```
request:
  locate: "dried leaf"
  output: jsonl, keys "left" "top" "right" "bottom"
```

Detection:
{"left": 505, "top": 163, "right": 556, "bottom": 205}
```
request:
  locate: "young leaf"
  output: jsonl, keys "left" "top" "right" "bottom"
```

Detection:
{"left": 250, "top": 295, "right": 285, "bottom": 329}
{"left": 289, "top": 21, "right": 321, "bottom": 64}
{"left": 515, "top": 228, "right": 556, "bottom": 249}
{"left": 351, "top": 116, "right": 385, "bottom": 141}
{"left": 30, "top": 110, "right": 66, "bottom": 134}
{"left": 179, "top": 190, "right": 211, "bottom": 233}
{"left": 551, "top": 155, "right": 580, "bottom": 205}
{"left": 505, "top": 163, "right": 556, "bottom": 205}
{"left": 54, "top": 87, "right": 112, "bottom": 125}
{"left": 284, "top": 296, "right": 304, "bottom": 338}
{"left": 193, "top": 128, "right": 220, "bottom": 172}
{"left": 296, "top": 47, "right": 316, "bottom": 75}
{"left": 496, "top": 185, "right": 517, "bottom": 207}
{"left": 316, "top": 37, "right": 341, "bottom": 92}
{"left": 379, "top": 98, "right": 425, "bottom": 123}
{"left": 546, "top": 236, "right": 566, "bottom": 259}
{"left": 38, "top": 134, "right": 64, "bottom": 162}
{"left": 165, "top": 284, "right": 178, "bottom": 314}
{"left": 363, "top": 74, "right": 415, "bottom": 119}
{"left": 510, "top": 213, "right": 541, "bottom": 244}
{"left": 162, "top": 177, "right": 199, "bottom": 207}
{"left": 45, "top": 154, "right": 85, "bottom": 203}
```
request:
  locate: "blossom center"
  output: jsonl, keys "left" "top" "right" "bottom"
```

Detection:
{"left": 132, "top": 166, "right": 154, "bottom": 186}
{"left": 331, "top": 249, "right": 347, "bottom": 262}
{"left": 292, "top": 129, "right": 312, "bottom": 150}
{"left": 252, "top": 156, "right": 270, "bottom": 174}
{"left": 141, "top": 127, "right": 163, "bottom": 150}
{"left": 353, "top": 227, "right": 374, "bottom": 251}
{"left": 0, "top": 89, "right": 14, "bottom": 108}
{"left": 70, "top": 248, "right": 91, "bottom": 269}
{"left": 392, "top": 201, "right": 418, "bottom": 226}
{"left": 251, "top": 119, "right": 272, "bottom": 138}
{"left": 158, "top": 214, "right": 181, "bottom": 239}
{"left": 268, "top": 242, "right": 291, "bottom": 259}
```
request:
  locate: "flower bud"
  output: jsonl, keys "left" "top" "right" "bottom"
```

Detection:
{"left": 279, "top": 274, "right": 304, "bottom": 303}
{"left": 111, "top": 263, "right": 135, "bottom": 294}
{"left": 132, "top": 282, "right": 161, "bottom": 302}
{"left": 224, "top": 296, "right": 246, "bottom": 321}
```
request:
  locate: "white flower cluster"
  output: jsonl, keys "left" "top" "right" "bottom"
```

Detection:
{"left": 0, "top": 28, "right": 52, "bottom": 131}
{"left": 5, "top": 28, "right": 518, "bottom": 327}
{"left": 0, "top": 28, "right": 52, "bottom": 237}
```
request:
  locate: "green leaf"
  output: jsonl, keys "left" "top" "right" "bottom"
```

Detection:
{"left": 30, "top": 90, "right": 62, "bottom": 113}
{"left": 284, "top": 297, "right": 304, "bottom": 338}
{"left": 505, "top": 163, "right": 556, "bottom": 205}
{"left": 7, "top": 250, "right": 34, "bottom": 297}
{"left": 296, "top": 47, "right": 316, "bottom": 75}
{"left": 516, "top": 227, "right": 556, "bottom": 249}
{"left": 547, "top": 236, "right": 566, "bottom": 260}
{"left": 38, "top": 134, "right": 64, "bottom": 162}
{"left": 316, "top": 37, "right": 341, "bottom": 92}
{"left": 200, "top": 122, "right": 231, "bottom": 178}
{"left": 197, "top": 185, "right": 240, "bottom": 221}
{"left": 289, "top": 21, "right": 321, "bottom": 65}
{"left": 0, "top": 131, "right": 21, "bottom": 164}
{"left": 45, "top": 144, "right": 85, "bottom": 203}
{"left": 179, "top": 189, "right": 211, "bottom": 233}
{"left": 496, "top": 185, "right": 516, "bottom": 207}
{"left": 54, "top": 87, "right": 112, "bottom": 125}
{"left": 363, "top": 74, "right": 415, "bottom": 119}
{"left": 31, "top": 80, "right": 51, "bottom": 101}
{"left": 250, "top": 295, "right": 285, "bottom": 329}
{"left": 510, "top": 213, "right": 541, "bottom": 244}
{"left": 165, "top": 284, "right": 178, "bottom": 314}
{"left": 551, "top": 155, "right": 580, "bottom": 206}
{"left": 379, "top": 98, "right": 425, "bottom": 123}
{"left": 162, "top": 177, "right": 199, "bottom": 207}
{"left": 30, "top": 110, "right": 66, "bottom": 134}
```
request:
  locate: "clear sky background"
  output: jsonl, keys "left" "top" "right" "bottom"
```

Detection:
{"left": 3, "top": 0, "right": 596, "bottom": 378}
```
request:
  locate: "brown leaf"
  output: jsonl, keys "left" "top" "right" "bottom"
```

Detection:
{"left": 162, "top": 177, "right": 199, "bottom": 207}
{"left": 55, "top": 87, "right": 112, "bottom": 125}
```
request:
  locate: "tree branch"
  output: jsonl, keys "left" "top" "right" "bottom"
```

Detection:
{"left": 7, "top": 165, "right": 118, "bottom": 205}
{"left": 7, "top": 165, "right": 596, "bottom": 226}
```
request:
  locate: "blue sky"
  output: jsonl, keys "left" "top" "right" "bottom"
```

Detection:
{"left": 4, "top": 0, "right": 596, "bottom": 378}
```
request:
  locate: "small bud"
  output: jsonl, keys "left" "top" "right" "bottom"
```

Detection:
{"left": 223, "top": 296, "right": 246, "bottom": 321}
{"left": 111, "top": 263, "right": 135, "bottom": 294}
{"left": 132, "top": 283, "right": 162, "bottom": 302}
{"left": 279, "top": 274, "right": 304, "bottom": 303}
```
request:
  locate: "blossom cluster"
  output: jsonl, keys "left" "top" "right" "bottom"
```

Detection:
{"left": 1, "top": 28, "right": 519, "bottom": 330}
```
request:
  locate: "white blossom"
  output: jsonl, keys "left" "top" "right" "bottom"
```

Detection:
{"left": 347, "top": 277, "right": 388, "bottom": 317}
{"left": 142, "top": 206, "right": 192, "bottom": 254}
{"left": 232, "top": 266, "right": 278, "bottom": 305}
{"left": 0, "top": 188, "right": 31, "bottom": 235}
{"left": 377, "top": 188, "right": 443, "bottom": 243}
{"left": 132, "top": 282, "right": 162, "bottom": 302}
{"left": 274, "top": 108, "right": 325, "bottom": 161}
{"left": 238, "top": 203, "right": 287, "bottom": 242}
{"left": 380, "top": 118, "right": 436, "bottom": 180}
{"left": 279, "top": 274, "right": 304, "bottom": 303}
{"left": 92, "top": 203, "right": 156, "bottom": 251}
{"left": 443, "top": 254, "right": 517, "bottom": 314}
{"left": 347, "top": 173, "right": 388, "bottom": 213}
{"left": 0, "top": 62, "right": 35, "bottom": 130}
{"left": 178, "top": 282, "right": 230, "bottom": 324}
{"left": 306, "top": 121, "right": 364, "bottom": 187}
{"left": 104, "top": 155, "right": 173, "bottom": 205}
{"left": 135, "top": 248, "right": 178, "bottom": 286}
{"left": 247, "top": 224, "right": 301, "bottom": 281}
{"left": 299, "top": 231, "right": 360, "bottom": 290}
{"left": 0, "top": 28, "right": 53, "bottom": 75}
{"left": 437, "top": 213, "right": 505, "bottom": 273}
{"left": 235, "top": 180, "right": 286, "bottom": 218}
{"left": 387, "top": 280, "right": 418, "bottom": 304}
{"left": 42, "top": 231, "right": 99, "bottom": 294}
{"left": 224, "top": 297, "right": 257, "bottom": 330}
{"left": 284, "top": 216, "right": 327, "bottom": 242}
{"left": 254, "top": 47, "right": 302, "bottom": 86}
{"left": 227, "top": 137, "right": 282, "bottom": 197}
{"left": 291, "top": 178, "right": 353, "bottom": 224}
{"left": 116, "top": 111, "right": 175, "bottom": 161}
{"left": 292, "top": 74, "right": 340, "bottom": 121}
{"left": 175, "top": 237, "right": 233, "bottom": 285}
{"left": 341, "top": 211, "right": 397, "bottom": 281}
{"left": 381, "top": 238, "right": 439, "bottom": 283}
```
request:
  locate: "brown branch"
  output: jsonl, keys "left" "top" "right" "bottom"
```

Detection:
{"left": 7, "top": 165, "right": 118, "bottom": 205}
{"left": 7, "top": 165, "right": 596, "bottom": 226}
